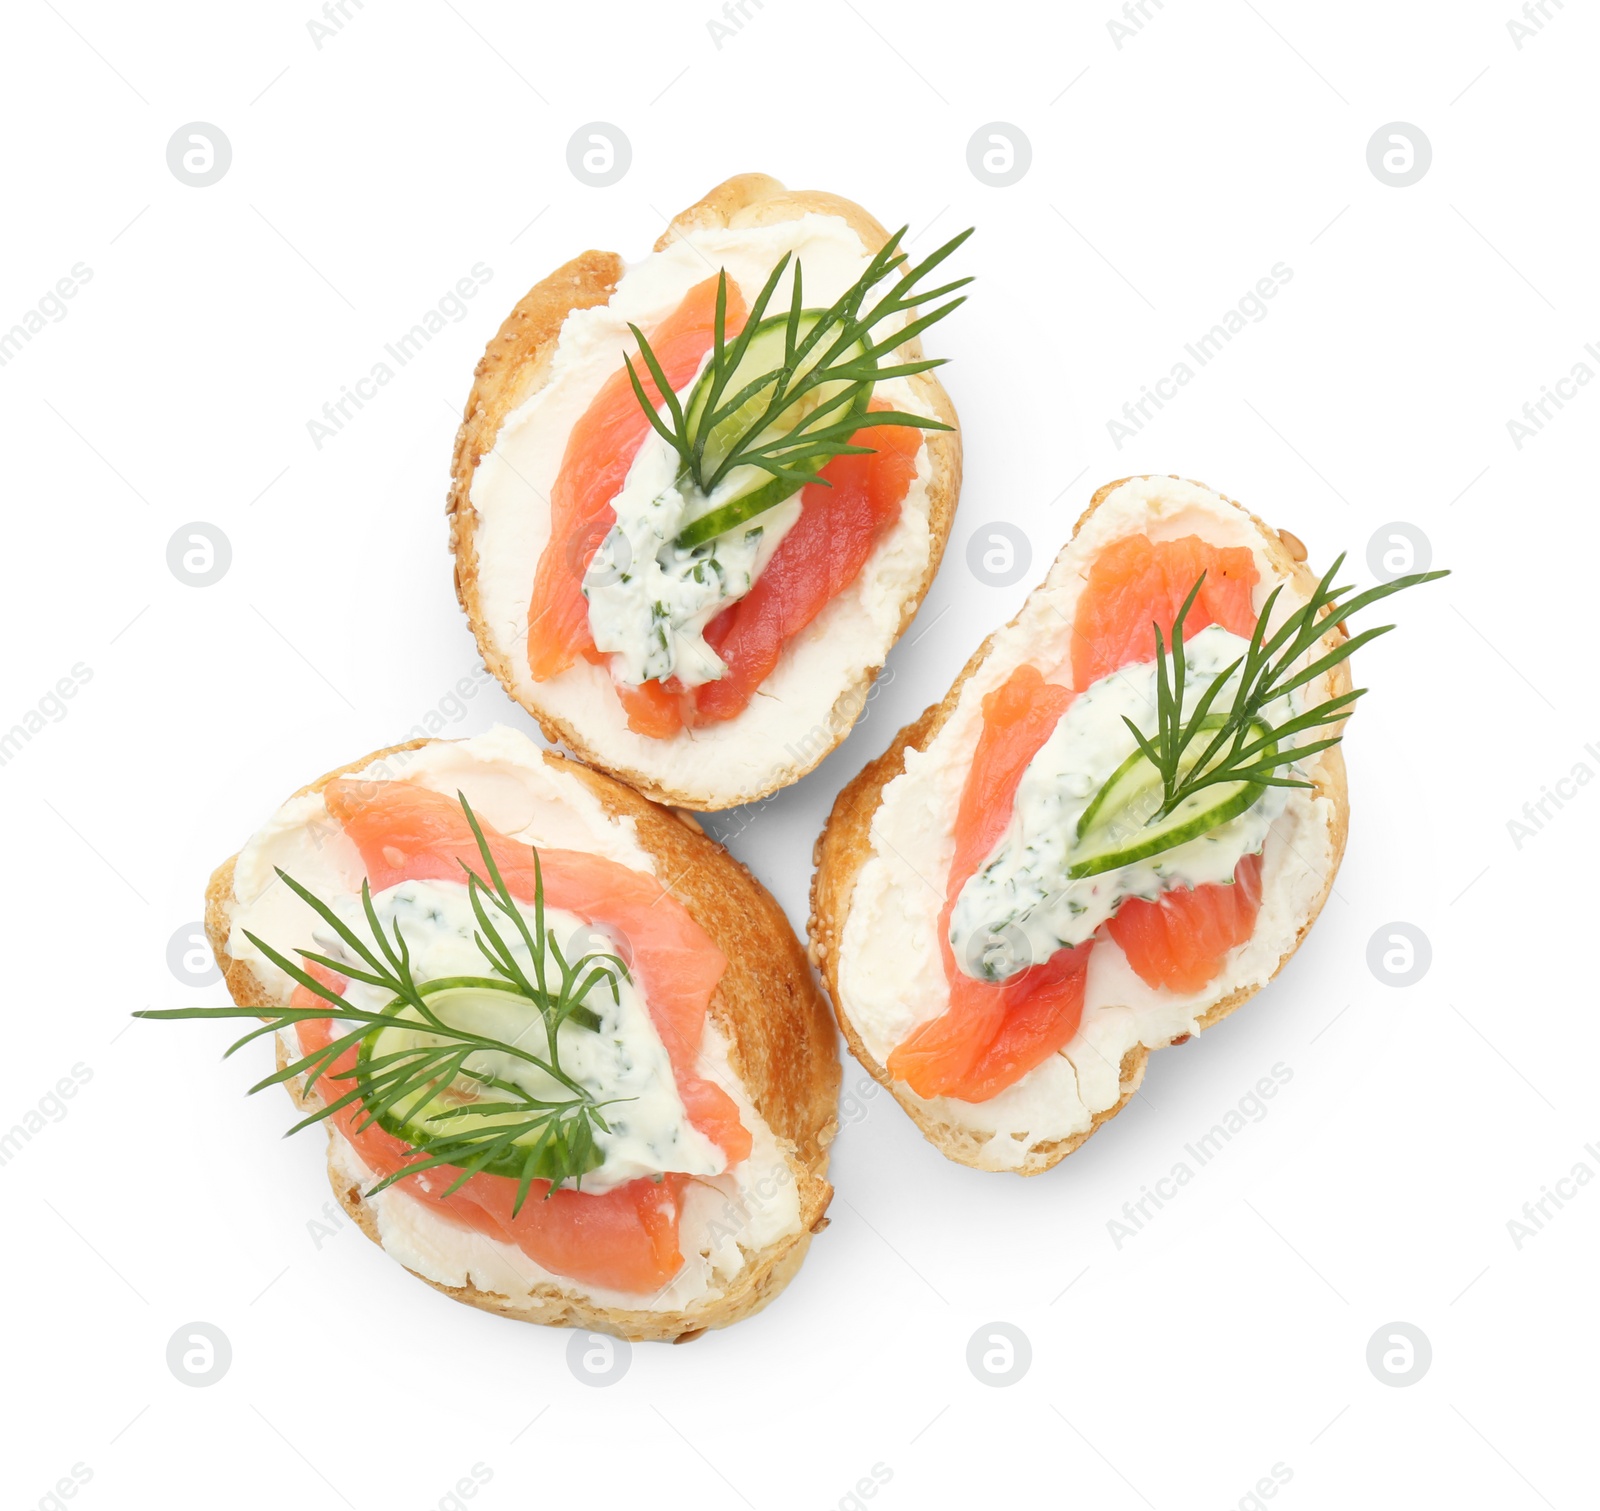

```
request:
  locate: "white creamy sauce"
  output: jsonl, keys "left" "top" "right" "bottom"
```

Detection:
{"left": 949, "top": 626, "right": 1293, "bottom": 980}
{"left": 229, "top": 726, "right": 802, "bottom": 1303}
{"left": 468, "top": 214, "right": 937, "bottom": 803}
{"left": 835, "top": 478, "right": 1343, "bottom": 1168}
{"left": 583, "top": 411, "right": 802, "bottom": 686}
{"left": 316, "top": 878, "right": 724, "bottom": 1194}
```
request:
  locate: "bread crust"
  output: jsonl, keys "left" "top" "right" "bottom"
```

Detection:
{"left": 205, "top": 739, "right": 840, "bottom": 1340}
{"left": 446, "top": 174, "right": 963, "bottom": 810}
{"left": 808, "top": 477, "right": 1351, "bottom": 1175}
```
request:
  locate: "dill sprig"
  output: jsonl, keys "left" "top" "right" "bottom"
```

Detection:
{"left": 1123, "top": 555, "right": 1449, "bottom": 825}
{"left": 624, "top": 225, "right": 971, "bottom": 543}
{"left": 137, "top": 795, "right": 631, "bottom": 1211}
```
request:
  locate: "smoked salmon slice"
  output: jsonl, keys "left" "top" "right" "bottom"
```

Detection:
{"left": 300, "top": 778, "right": 752, "bottom": 1293}
{"left": 1105, "top": 851, "right": 1264, "bottom": 994}
{"left": 889, "top": 939, "right": 1094, "bottom": 1105}
{"left": 1072, "top": 532, "right": 1259, "bottom": 688}
{"left": 526, "top": 276, "right": 748, "bottom": 683}
{"left": 887, "top": 666, "right": 1086, "bottom": 1101}
{"left": 612, "top": 675, "right": 685, "bottom": 740}
{"left": 689, "top": 411, "right": 922, "bottom": 728}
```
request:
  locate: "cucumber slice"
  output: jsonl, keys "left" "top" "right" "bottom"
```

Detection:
{"left": 355, "top": 978, "right": 604, "bottom": 1185}
{"left": 1066, "top": 719, "right": 1273, "bottom": 880}
{"left": 672, "top": 310, "right": 872, "bottom": 551}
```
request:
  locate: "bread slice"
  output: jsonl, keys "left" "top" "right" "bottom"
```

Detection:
{"left": 447, "top": 173, "right": 962, "bottom": 811}
{"left": 206, "top": 735, "right": 840, "bottom": 1341}
{"left": 809, "top": 476, "right": 1351, "bottom": 1175}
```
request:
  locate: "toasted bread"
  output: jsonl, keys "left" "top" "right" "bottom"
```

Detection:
{"left": 809, "top": 477, "right": 1350, "bottom": 1174}
{"left": 206, "top": 734, "right": 839, "bottom": 1339}
{"left": 447, "top": 173, "right": 962, "bottom": 810}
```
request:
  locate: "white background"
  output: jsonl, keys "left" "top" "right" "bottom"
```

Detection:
{"left": 2, "top": 2, "right": 1595, "bottom": 1507}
